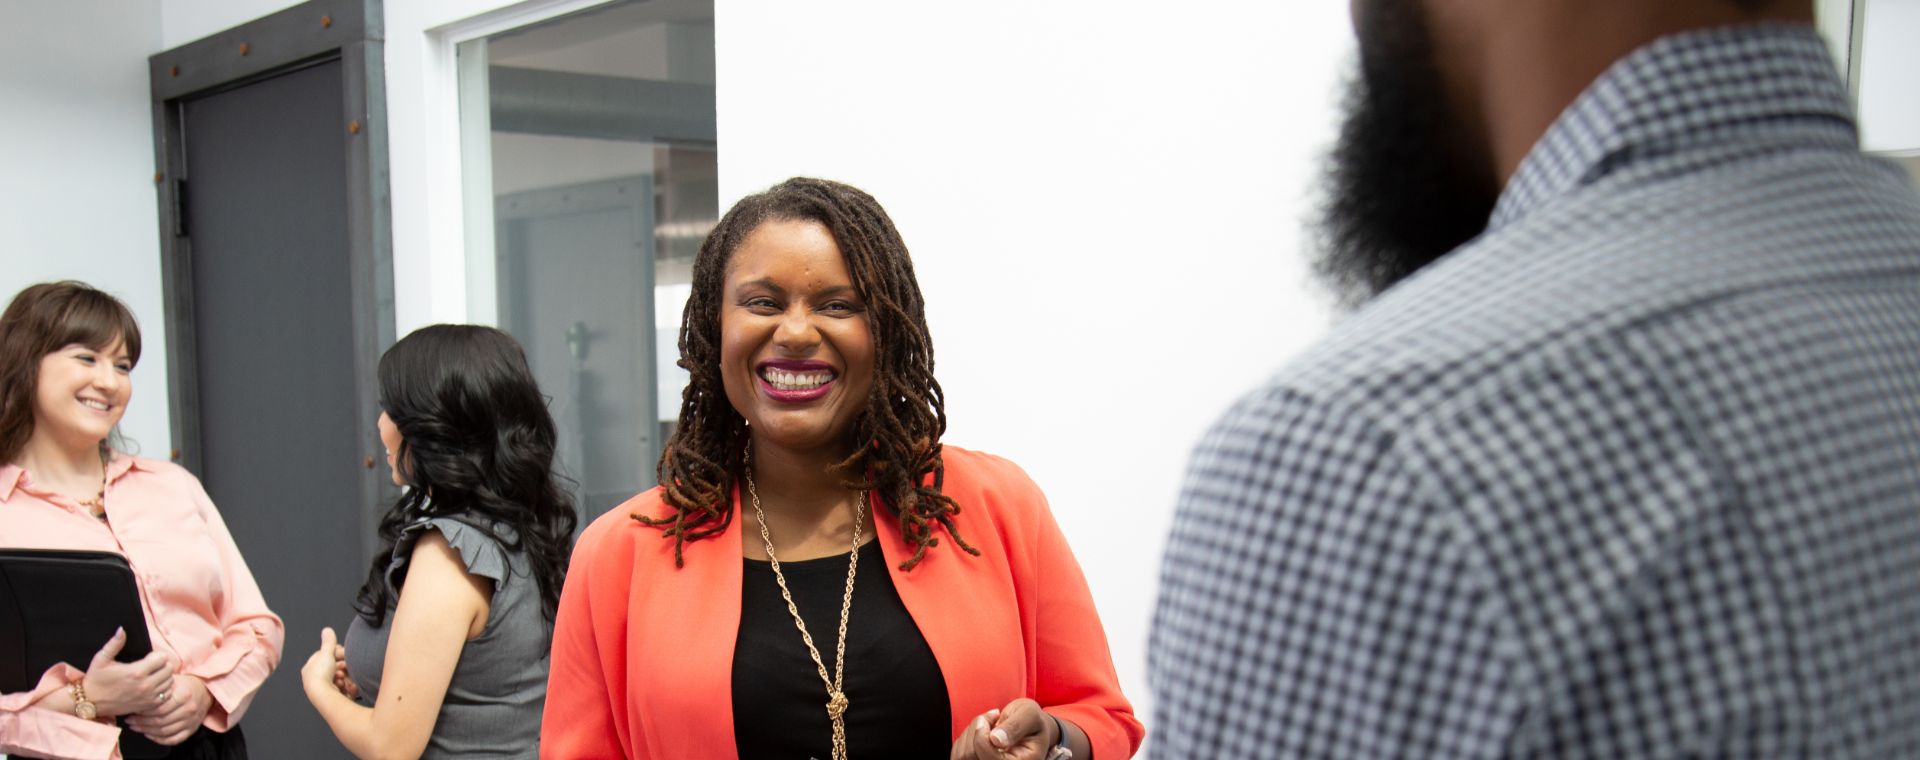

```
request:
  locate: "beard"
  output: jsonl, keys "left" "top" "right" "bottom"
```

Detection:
{"left": 1314, "top": 0, "right": 1499, "bottom": 308}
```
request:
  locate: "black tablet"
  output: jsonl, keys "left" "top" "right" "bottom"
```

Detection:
{"left": 0, "top": 548, "right": 168, "bottom": 758}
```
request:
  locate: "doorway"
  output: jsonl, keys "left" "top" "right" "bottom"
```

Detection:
{"left": 150, "top": 2, "right": 391, "bottom": 756}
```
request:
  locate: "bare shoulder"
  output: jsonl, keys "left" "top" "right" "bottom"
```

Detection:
{"left": 405, "top": 530, "right": 464, "bottom": 573}
{"left": 400, "top": 530, "right": 491, "bottom": 607}
{"left": 396, "top": 530, "right": 491, "bottom": 633}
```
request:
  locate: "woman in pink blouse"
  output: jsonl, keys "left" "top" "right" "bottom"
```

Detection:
{"left": 0, "top": 281, "right": 283, "bottom": 760}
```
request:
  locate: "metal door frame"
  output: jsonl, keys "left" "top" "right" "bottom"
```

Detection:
{"left": 147, "top": 0, "right": 393, "bottom": 558}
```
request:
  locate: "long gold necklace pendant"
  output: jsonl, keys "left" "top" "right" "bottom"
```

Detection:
{"left": 827, "top": 690, "right": 849, "bottom": 719}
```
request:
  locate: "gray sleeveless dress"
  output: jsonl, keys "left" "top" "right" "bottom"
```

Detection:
{"left": 343, "top": 517, "right": 550, "bottom": 759}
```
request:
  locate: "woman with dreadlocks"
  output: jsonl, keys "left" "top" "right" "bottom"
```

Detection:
{"left": 542, "top": 178, "right": 1142, "bottom": 760}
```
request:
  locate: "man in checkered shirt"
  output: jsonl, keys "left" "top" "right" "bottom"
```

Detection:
{"left": 1150, "top": 0, "right": 1920, "bottom": 756}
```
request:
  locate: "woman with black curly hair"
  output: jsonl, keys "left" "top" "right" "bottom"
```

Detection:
{"left": 542, "top": 178, "right": 1142, "bottom": 759}
{"left": 301, "top": 324, "right": 576, "bottom": 759}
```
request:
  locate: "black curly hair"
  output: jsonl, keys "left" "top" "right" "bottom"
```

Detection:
{"left": 353, "top": 325, "right": 578, "bottom": 627}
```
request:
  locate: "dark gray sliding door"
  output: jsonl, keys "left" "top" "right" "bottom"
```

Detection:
{"left": 150, "top": 2, "right": 390, "bottom": 757}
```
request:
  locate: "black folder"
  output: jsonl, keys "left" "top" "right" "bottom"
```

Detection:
{"left": 0, "top": 549, "right": 169, "bottom": 758}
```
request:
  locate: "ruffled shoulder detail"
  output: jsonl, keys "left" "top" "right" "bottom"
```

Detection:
{"left": 387, "top": 516, "right": 516, "bottom": 592}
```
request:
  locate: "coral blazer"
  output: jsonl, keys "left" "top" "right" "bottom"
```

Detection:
{"left": 541, "top": 447, "right": 1143, "bottom": 759}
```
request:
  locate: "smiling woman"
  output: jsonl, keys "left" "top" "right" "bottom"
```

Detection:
{"left": 717, "top": 218, "right": 877, "bottom": 464}
{"left": 540, "top": 178, "right": 1145, "bottom": 760}
{"left": 0, "top": 281, "right": 282, "bottom": 760}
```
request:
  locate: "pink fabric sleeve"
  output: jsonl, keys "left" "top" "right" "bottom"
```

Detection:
{"left": 177, "top": 479, "right": 285, "bottom": 731}
{"left": 0, "top": 662, "right": 123, "bottom": 760}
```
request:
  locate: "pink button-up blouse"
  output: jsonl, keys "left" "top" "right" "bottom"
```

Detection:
{"left": 0, "top": 454, "right": 283, "bottom": 760}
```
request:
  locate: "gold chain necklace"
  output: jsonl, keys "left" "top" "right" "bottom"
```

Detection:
{"left": 79, "top": 493, "right": 107, "bottom": 521}
{"left": 745, "top": 451, "right": 864, "bottom": 760}
{"left": 74, "top": 473, "right": 108, "bottom": 521}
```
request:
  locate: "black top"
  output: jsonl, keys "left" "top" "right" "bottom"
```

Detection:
{"left": 734, "top": 539, "right": 951, "bottom": 759}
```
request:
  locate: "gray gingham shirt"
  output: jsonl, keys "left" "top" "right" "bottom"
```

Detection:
{"left": 1151, "top": 24, "right": 1920, "bottom": 758}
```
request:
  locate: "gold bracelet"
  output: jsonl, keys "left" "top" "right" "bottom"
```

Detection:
{"left": 69, "top": 678, "right": 98, "bottom": 720}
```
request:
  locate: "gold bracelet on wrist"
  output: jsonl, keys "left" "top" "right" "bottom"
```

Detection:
{"left": 69, "top": 678, "right": 98, "bottom": 720}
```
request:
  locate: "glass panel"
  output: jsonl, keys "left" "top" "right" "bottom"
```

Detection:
{"left": 458, "top": 0, "right": 716, "bottom": 519}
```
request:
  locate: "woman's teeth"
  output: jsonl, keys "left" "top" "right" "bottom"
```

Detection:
{"left": 762, "top": 368, "right": 832, "bottom": 391}
{"left": 80, "top": 399, "right": 110, "bottom": 411}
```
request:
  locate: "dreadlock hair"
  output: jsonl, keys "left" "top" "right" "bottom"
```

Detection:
{"left": 639, "top": 177, "right": 977, "bottom": 570}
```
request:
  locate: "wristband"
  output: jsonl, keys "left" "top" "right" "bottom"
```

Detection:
{"left": 1047, "top": 713, "right": 1073, "bottom": 760}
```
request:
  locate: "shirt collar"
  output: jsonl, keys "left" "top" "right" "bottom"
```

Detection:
{"left": 0, "top": 464, "right": 21, "bottom": 502}
{"left": 105, "top": 450, "right": 145, "bottom": 483}
{"left": 0, "top": 451, "right": 150, "bottom": 502}
{"left": 1489, "top": 23, "right": 1855, "bottom": 231}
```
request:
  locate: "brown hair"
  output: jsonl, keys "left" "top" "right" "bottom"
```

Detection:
{"left": 0, "top": 281, "right": 143, "bottom": 464}
{"left": 639, "top": 177, "right": 978, "bottom": 570}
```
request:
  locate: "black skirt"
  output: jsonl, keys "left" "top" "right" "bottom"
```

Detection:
{"left": 155, "top": 725, "right": 247, "bottom": 760}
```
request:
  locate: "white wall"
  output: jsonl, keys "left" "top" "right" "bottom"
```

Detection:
{"left": 159, "top": 0, "right": 301, "bottom": 49}
{"left": 1816, "top": 0, "right": 1855, "bottom": 70}
{"left": 0, "top": 0, "right": 172, "bottom": 458}
{"left": 1855, "top": 0, "right": 1920, "bottom": 153}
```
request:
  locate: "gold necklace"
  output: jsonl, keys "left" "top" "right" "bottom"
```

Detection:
{"left": 74, "top": 474, "right": 108, "bottom": 521}
{"left": 744, "top": 449, "right": 864, "bottom": 760}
